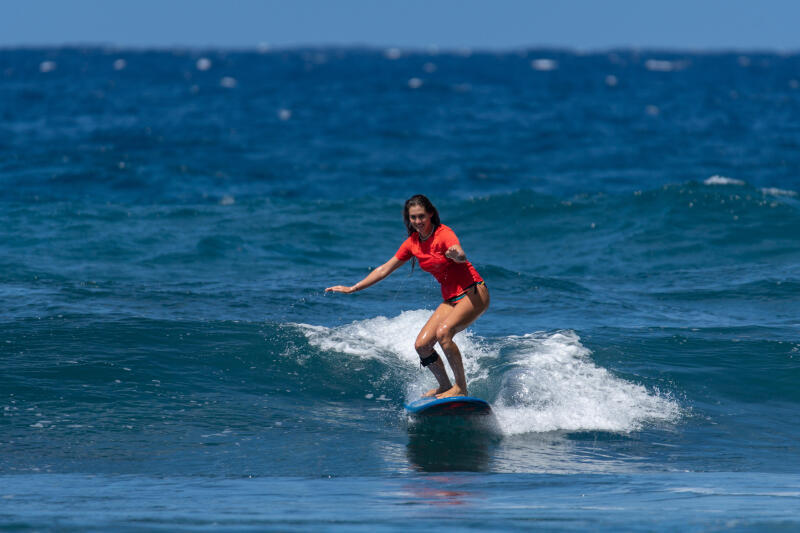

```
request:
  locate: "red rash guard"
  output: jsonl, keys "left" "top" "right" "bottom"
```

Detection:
{"left": 395, "top": 224, "right": 483, "bottom": 301}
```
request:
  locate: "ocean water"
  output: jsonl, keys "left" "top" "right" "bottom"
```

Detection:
{"left": 1, "top": 47, "right": 799, "bottom": 531}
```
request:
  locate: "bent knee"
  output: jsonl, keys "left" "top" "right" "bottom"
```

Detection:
{"left": 415, "top": 339, "right": 435, "bottom": 354}
{"left": 435, "top": 326, "right": 454, "bottom": 346}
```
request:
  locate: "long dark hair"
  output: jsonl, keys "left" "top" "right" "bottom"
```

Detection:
{"left": 403, "top": 195, "right": 441, "bottom": 271}
{"left": 403, "top": 194, "right": 441, "bottom": 237}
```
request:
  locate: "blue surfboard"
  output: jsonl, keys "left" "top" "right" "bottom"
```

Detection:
{"left": 404, "top": 396, "right": 492, "bottom": 416}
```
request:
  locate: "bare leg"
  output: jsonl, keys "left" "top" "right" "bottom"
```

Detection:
{"left": 414, "top": 285, "right": 490, "bottom": 399}
{"left": 437, "top": 336, "right": 468, "bottom": 397}
{"left": 422, "top": 355, "right": 451, "bottom": 397}
{"left": 415, "top": 303, "right": 455, "bottom": 397}
{"left": 435, "top": 285, "right": 490, "bottom": 399}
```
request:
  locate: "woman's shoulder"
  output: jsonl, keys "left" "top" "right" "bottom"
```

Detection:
{"left": 437, "top": 223, "right": 454, "bottom": 233}
{"left": 400, "top": 232, "right": 419, "bottom": 246}
{"left": 436, "top": 224, "right": 457, "bottom": 237}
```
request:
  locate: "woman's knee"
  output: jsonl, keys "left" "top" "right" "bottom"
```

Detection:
{"left": 415, "top": 335, "right": 435, "bottom": 355}
{"left": 435, "top": 325, "right": 453, "bottom": 348}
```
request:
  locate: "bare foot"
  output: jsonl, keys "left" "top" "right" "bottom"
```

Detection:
{"left": 435, "top": 385, "right": 467, "bottom": 399}
{"left": 423, "top": 386, "right": 450, "bottom": 398}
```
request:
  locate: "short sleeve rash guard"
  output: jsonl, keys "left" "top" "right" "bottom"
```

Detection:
{"left": 395, "top": 224, "right": 483, "bottom": 300}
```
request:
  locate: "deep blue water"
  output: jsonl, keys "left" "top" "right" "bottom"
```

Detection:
{"left": 1, "top": 47, "right": 799, "bottom": 531}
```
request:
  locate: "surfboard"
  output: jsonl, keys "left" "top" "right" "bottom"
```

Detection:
{"left": 404, "top": 396, "right": 492, "bottom": 416}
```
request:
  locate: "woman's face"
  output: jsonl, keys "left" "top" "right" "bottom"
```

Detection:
{"left": 408, "top": 205, "right": 433, "bottom": 236}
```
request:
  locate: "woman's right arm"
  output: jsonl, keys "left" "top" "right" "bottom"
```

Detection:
{"left": 325, "top": 256, "right": 406, "bottom": 294}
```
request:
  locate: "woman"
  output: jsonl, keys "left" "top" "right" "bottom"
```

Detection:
{"left": 326, "top": 194, "right": 490, "bottom": 399}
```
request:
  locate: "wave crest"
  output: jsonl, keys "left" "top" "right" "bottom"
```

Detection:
{"left": 297, "top": 312, "right": 681, "bottom": 434}
{"left": 493, "top": 330, "right": 681, "bottom": 434}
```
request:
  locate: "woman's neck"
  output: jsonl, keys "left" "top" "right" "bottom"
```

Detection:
{"left": 419, "top": 226, "right": 434, "bottom": 240}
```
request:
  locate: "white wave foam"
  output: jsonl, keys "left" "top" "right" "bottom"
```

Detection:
{"left": 384, "top": 48, "right": 401, "bottom": 60}
{"left": 492, "top": 331, "right": 681, "bottom": 435}
{"left": 297, "top": 310, "right": 491, "bottom": 398}
{"left": 219, "top": 77, "right": 237, "bottom": 89}
{"left": 704, "top": 175, "right": 745, "bottom": 186}
{"left": 761, "top": 187, "right": 797, "bottom": 197}
{"left": 645, "top": 59, "right": 686, "bottom": 72}
{"left": 531, "top": 59, "right": 557, "bottom": 71}
{"left": 298, "top": 313, "right": 680, "bottom": 435}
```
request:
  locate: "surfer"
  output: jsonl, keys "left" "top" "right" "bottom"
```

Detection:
{"left": 326, "top": 194, "right": 489, "bottom": 399}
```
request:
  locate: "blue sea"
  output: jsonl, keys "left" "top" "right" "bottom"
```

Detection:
{"left": 1, "top": 47, "right": 799, "bottom": 531}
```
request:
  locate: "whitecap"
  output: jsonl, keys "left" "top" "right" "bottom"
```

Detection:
{"left": 220, "top": 76, "right": 237, "bottom": 88}
{"left": 422, "top": 62, "right": 437, "bottom": 73}
{"left": 645, "top": 105, "right": 660, "bottom": 116}
{"left": 761, "top": 187, "right": 797, "bottom": 197}
{"left": 605, "top": 75, "right": 618, "bottom": 87}
{"left": 297, "top": 312, "right": 680, "bottom": 434}
{"left": 39, "top": 61, "right": 56, "bottom": 73}
{"left": 531, "top": 58, "right": 557, "bottom": 71}
{"left": 384, "top": 48, "right": 401, "bottom": 60}
{"left": 196, "top": 57, "right": 212, "bottom": 71}
{"left": 298, "top": 309, "right": 476, "bottom": 366}
{"left": 645, "top": 59, "right": 685, "bottom": 72}
{"left": 492, "top": 331, "right": 681, "bottom": 434}
{"left": 113, "top": 59, "right": 127, "bottom": 71}
{"left": 407, "top": 77, "right": 423, "bottom": 89}
{"left": 704, "top": 175, "right": 745, "bottom": 186}
{"left": 277, "top": 108, "right": 292, "bottom": 121}
{"left": 297, "top": 309, "right": 490, "bottom": 399}
{"left": 670, "top": 487, "right": 717, "bottom": 495}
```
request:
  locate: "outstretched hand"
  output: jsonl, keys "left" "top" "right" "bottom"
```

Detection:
{"left": 445, "top": 245, "right": 466, "bottom": 263}
{"left": 325, "top": 285, "right": 355, "bottom": 294}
